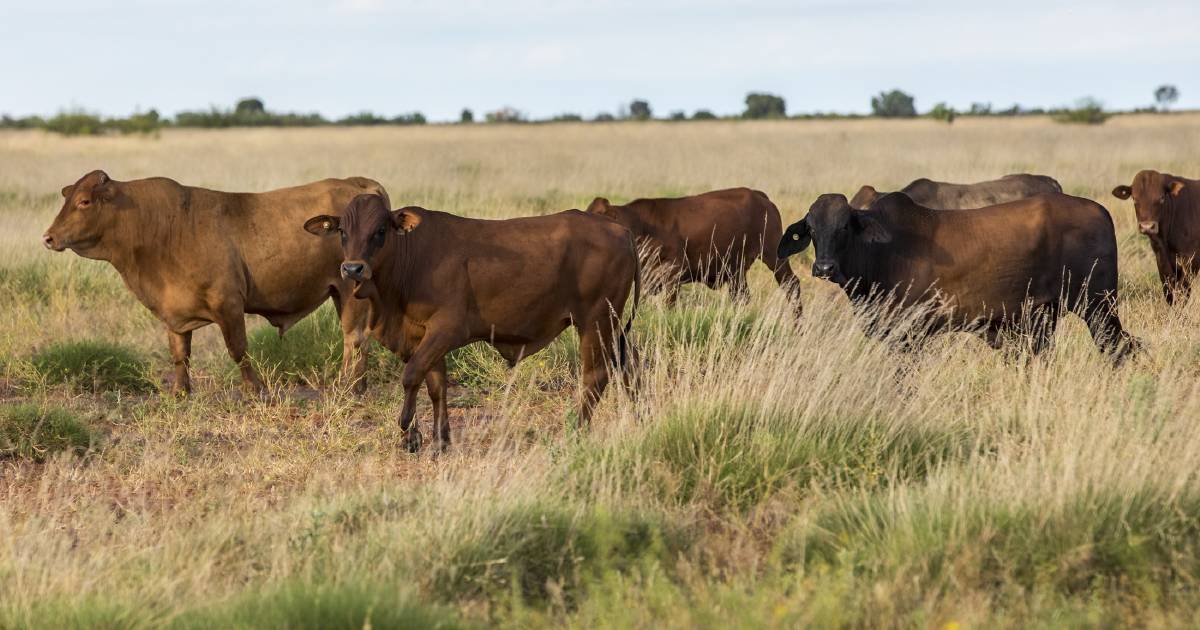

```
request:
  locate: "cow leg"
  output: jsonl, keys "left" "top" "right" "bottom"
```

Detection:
{"left": 167, "top": 329, "right": 193, "bottom": 396}
{"left": 217, "top": 314, "right": 265, "bottom": 394}
{"left": 575, "top": 321, "right": 616, "bottom": 427}
{"left": 397, "top": 331, "right": 458, "bottom": 453}
{"left": 425, "top": 357, "right": 451, "bottom": 452}
{"left": 1083, "top": 296, "right": 1138, "bottom": 363}
{"left": 765, "top": 252, "right": 803, "bottom": 317}
{"left": 727, "top": 270, "right": 751, "bottom": 304}
{"left": 338, "top": 296, "right": 372, "bottom": 395}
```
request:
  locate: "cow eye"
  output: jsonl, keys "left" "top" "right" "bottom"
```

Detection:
{"left": 78, "top": 199, "right": 91, "bottom": 208}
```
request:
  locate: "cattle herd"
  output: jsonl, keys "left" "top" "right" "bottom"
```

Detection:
{"left": 40, "top": 168, "right": 1193, "bottom": 451}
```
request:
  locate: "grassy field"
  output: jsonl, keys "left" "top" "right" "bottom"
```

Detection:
{"left": 2, "top": 115, "right": 1200, "bottom": 628}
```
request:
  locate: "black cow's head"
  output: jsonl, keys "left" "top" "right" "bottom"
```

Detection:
{"left": 1112, "top": 170, "right": 1186, "bottom": 237}
{"left": 777, "top": 194, "right": 891, "bottom": 285}
{"left": 43, "top": 170, "right": 119, "bottom": 256}
{"left": 304, "top": 194, "right": 422, "bottom": 297}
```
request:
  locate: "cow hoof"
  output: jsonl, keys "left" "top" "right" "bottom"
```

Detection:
{"left": 402, "top": 430, "right": 423, "bottom": 453}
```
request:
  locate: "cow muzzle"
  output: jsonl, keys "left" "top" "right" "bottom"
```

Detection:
{"left": 812, "top": 261, "right": 837, "bottom": 279}
{"left": 1139, "top": 221, "right": 1159, "bottom": 235}
{"left": 41, "top": 233, "right": 67, "bottom": 252}
{"left": 340, "top": 261, "right": 373, "bottom": 282}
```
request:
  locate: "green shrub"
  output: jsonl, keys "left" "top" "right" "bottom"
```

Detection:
{"left": 43, "top": 110, "right": 105, "bottom": 136}
{"left": 247, "top": 304, "right": 342, "bottom": 382}
{"left": 31, "top": 340, "right": 155, "bottom": 393}
{"left": 0, "top": 404, "right": 94, "bottom": 461}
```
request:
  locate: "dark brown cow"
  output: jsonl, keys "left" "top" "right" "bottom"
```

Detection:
{"left": 850, "top": 174, "right": 1062, "bottom": 210}
{"left": 304, "top": 195, "right": 640, "bottom": 452}
{"left": 778, "top": 192, "right": 1138, "bottom": 360}
{"left": 1112, "top": 170, "right": 1196, "bottom": 305}
{"left": 43, "top": 170, "right": 387, "bottom": 394}
{"left": 585, "top": 188, "right": 800, "bottom": 311}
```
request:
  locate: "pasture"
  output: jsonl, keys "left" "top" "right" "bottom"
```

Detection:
{"left": 3, "top": 115, "right": 1200, "bottom": 628}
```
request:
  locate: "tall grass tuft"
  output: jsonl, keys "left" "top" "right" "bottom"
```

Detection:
{"left": 246, "top": 304, "right": 342, "bottom": 383}
{"left": 0, "top": 404, "right": 94, "bottom": 461}
{"left": 30, "top": 339, "right": 154, "bottom": 393}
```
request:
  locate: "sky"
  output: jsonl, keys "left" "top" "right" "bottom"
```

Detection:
{"left": 2, "top": 0, "right": 1197, "bottom": 122}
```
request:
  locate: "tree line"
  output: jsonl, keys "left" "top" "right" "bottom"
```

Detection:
{"left": 0, "top": 86, "right": 1183, "bottom": 136}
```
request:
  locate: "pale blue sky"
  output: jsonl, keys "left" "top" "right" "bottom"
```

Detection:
{"left": 2, "top": 0, "right": 1197, "bottom": 121}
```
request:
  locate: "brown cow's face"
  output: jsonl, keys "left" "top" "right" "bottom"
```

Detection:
{"left": 1113, "top": 170, "right": 1186, "bottom": 237}
{"left": 43, "top": 170, "right": 118, "bottom": 254}
{"left": 304, "top": 194, "right": 421, "bottom": 296}
{"left": 787, "top": 194, "right": 891, "bottom": 285}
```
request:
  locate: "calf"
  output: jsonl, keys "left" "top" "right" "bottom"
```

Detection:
{"left": 778, "top": 192, "right": 1138, "bottom": 360}
{"left": 586, "top": 188, "right": 800, "bottom": 312}
{"left": 305, "top": 195, "right": 640, "bottom": 452}
{"left": 1112, "top": 170, "right": 1197, "bottom": 305}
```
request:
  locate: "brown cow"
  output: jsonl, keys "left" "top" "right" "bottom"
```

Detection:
{"left": 304, "top": 195, "right": 641, "bottom": 452}
{"left": 778, "top": 192, "right": 1138, "bottom": 360}
{"left": 1112, "top": 170, "right": 1196, "bottom": 305}
{"left": 850, "top": 174, "right": 1062, "bottom": 210}
{"left": 43, "top": 170, "right": 387, "bottom": 394}
{"left": 585, "top": 188, "right": 800, "bottom": 311}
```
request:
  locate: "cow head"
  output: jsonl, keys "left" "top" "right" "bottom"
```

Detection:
{"left": 779, "top": 194, "right": 891, "bottom": 285}
{"left": 43, "top": 170, "right": 119, "bottom": 256}
{"left": 1112, "top": 170, "right": 1186, "bottom": 237}
{"left": 849, "top": 185, "right": 882, "bottom": 210}
{"left": 304, "top": 194, "right": 422, "bottom": 298}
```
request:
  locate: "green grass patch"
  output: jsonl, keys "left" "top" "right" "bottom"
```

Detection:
{"left": 0, "top": 263, "right": 123, "bottom": 304}
{"left": 31, "top": 339, "right": 155, "bottom": 393}
{"left": 787, "top": 485, "right": 1200, "bottom": 606}
{"left": 431, "top": 502, "right": 689, "bottom": 608}
{"left": 0, "top": 403, "right": 95, "bottom": 461}
{"left": 572, "top": 401, "right": 971, "bottom": 512}
{"left": 247, "top": 304, "right": 342, "bottom": 382}
{"left": 174, "top": 580, "right": 468, "bottom": 630}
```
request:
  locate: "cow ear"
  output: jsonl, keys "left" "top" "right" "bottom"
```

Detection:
{"left": 855, "top": 214, "right": 892, "bottom": 244}
{"left": 786, "top": 220, "right": 811, "bottom": 251}
{"left": 1112, "top": 185, "right": 1132, "bottom": 200}
{"left": 94, "top": 181, "right": 117, "bottom": 203}
{"left": 391, "top": 208, "right": 423, "bottom": 233}
{"left": 586, "top": 197, "right": 610, "bottom": 213}
{"left": 303, "top": 215, "right": 340, "bottom": 235}
{"left": 1169, "top": 180, "right": 1186, "bottom": 197}
{"left": 61, "top": 185, "right": 74, "bottom": 198}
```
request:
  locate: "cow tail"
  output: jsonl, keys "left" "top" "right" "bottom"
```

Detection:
{"left": 617, "top": 237, "right": 642, "bottom": 368}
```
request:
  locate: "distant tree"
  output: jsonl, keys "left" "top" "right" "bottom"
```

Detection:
{"left": 628, "top": 99, "right": 652, "bottom": 121}
{"left": 692, "top": 109, "right": 718, "bottom": 120}
{"left": 871, "top": 90, "right": 917, "bottom": 118}
{"left": 968, "top": 102, "right": 992, "bottom": 115}
{"left": 669, "top": 110, "right": 687, "bottom": 121}
{"left": 460, "top": 108, "right": 474, "bottom": 123}
{"left": 485, "top": 107, "right": 525, "bottom": 123}
{"left": 392, "top": 112, "right": 426, "bottom": 125}
{"left": 995, "top": 104, "right": 1022, "bottom": 116}
{"left": 743, "top": 92, "right": 786, "bottom": 119}
{"left": 550, "top": 113, "right": 583, "bottom": 122}
{"left": 928, "top": 102, "right": 955, "bottom": 124}
{"left": 594, "top": 112, "right": 615, "bottom": 122}
{"left": 1155, "top": 85, "right": 1179, "bottom": 111}
{"left": 235, "top": 97, "right": 266, "bottom": 117}
{"left": 1055, "top": 97, "right": 1108, "bottom": 125}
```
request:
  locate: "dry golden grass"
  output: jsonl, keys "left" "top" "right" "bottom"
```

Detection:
{"left": 2, "top": 115, "right": 1200, "bottom": 628}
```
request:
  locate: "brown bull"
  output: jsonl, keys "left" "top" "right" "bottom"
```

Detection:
{"left": 585, "top": 188, "right": 800, "bottom": 311}
{"left": 304, "top": 195, "right": 640, "bottom": 452}
{"left": 778, "top": 192, "right": 1138, "bottom": 360}
{"left": 43, "top": 170, "right": 386, "bottom": 394}
{"left": 850, "top": 174, "right": 1062, "bottom": 210}
{"left": 1112, "top": 170, "right": 1196, "bottom": 305}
